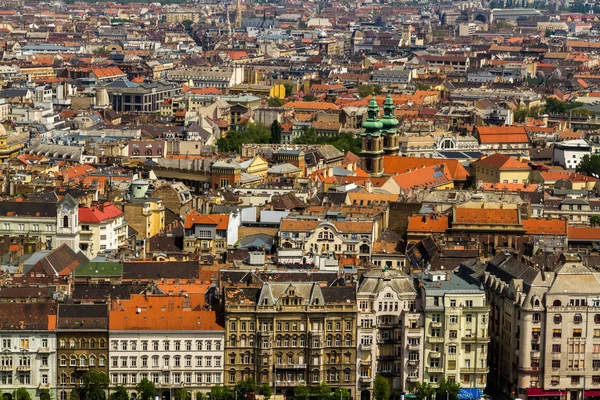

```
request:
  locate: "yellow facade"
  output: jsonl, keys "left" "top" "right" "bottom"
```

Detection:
{"left": 475, "top": 165, "right": 531, "bottom": 184}
{"left": 270, "top": 84, "right": 286, "bottom": 99}
{"left": 0, "top": 135, "right": 25, "bottom": 161}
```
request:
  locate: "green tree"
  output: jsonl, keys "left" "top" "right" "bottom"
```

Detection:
{"left": 294, "top": 385, "right": 310, "bottom": 400}
{"left": 182, "top": 19, "right": 193, "bottom": 31}
{"left": 577, "top": 154, "right": 600, "bottom": 177}
{"left": 40, "top": 390, "right": 51, "bottom": 400}
{"left": 68, "top": 391, "right": 78, "bottom": 400}
{"left": 373, "top": 84, "right": 383, "bottom": 95}
{"left": 259, "top": 384, "right": 273, "bottom": 400}
{"left": 435, "top": 379, "right": 461, "bottom": 400}
{"left": 267, "top": 97, "right": 284, "bottom": 107}
{"left": 136, "top": 378, "right": 157, "bottom": 400}
{"left": 284, "top": 83, "right": 294, "bottom": 97}
{"left": 294, "top": 129, "right": 361, "bottom": 155}
{"left": 545, "top": 28, "right": 553, "bottom": 37}
{"left": 312, "top": 383, "right": 331, "bottom": 400}
{"left": 270, "top": 120, "right": 283, "bottom": 144}
{"left": 373, "top": 376, "right": 391, "bottom": 400}
{"left": 414, "top": 382, "right": 435, "bottom": 400}
{"left": 217, "top": 122, "right": 271, "bottom": 152}
{"left": 110, "top": 386, "right": 129, "bottom": 400}
{"left": 209, "top": 386, "right": 232, "bottom": 400}
{"left": 358, "top": 84, "right": 375, "bottom": 98}
{"left": 514, "top": 107, "right": 527, "bottom": 123}
{"left": 14, "top": 389, "right": 31, "bottom": 400}
{"left": 81, "top": 371, "right": 109, "bottom": 400}
{"left": 234, "top": 378, "right": 257, "bottom": 398}
{"left": 195, "top": 393, "right": 205, "bottom": 400}
{"left": 174, "top": 389, "right": 191, "bottom": 400}
{"left": 332, "top": 388, "right": 350, "bottom": 400}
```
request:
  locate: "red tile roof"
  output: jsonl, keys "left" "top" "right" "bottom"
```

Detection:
{"left": 473, "top": 153, "right": 530, "bottom": 170}
{"left": 183, "top": 211, "right": 229, "bottom": 230}
{"left": 407, "top": 215, "right": 449, "bottom": 233}
{"left": 383, "top": 156, "right": 470, "bottom": 181}
{"left": 392, "top": 163, "right": 452, "bottom": 190}
{"left": 454, "top": 208, "right": 519, "bottom": 225}
{"left": 522, "top": 218, "right": 567, "bottom": 235}
{"left": 569, "top": 226, "right": 600, "bottom": 241}
{"left": 78, "top": 202, "right": 123, "bottom": 223}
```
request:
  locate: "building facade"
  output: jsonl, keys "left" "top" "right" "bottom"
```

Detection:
{"left": 223, "top": 282, "right": 357, "bottom": 398}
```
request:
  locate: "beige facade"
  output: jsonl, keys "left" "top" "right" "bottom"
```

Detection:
{"left": 224, "top": 282, "right": 358, "bottom": 398}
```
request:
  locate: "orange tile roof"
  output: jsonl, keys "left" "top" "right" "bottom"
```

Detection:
{"left": 407, "top": 215, "right": 449, "bottom": 233}
{"left": 476, "top": 125, "right": 527, "bottom": 135}
{"left": 568, "top": 226, "right": 600, "bottom": 241}
{"left": 473, "top": 153, "right": 530, "bottom": 170}
{"left": 454, "top": 208, "right": 519, "bottom": 225}
{"left": 479, "top": 182, "right": 539, "bottom": 192}
{"left": 61, "top": 164, "right": 97, "bottom": 181}
{"left": 383, "top": 156, "right": 470, "bottom": 181}
{"left": 538, "top": 171, "right": 598, "bottom": 182}
{"left": 522, "top": 218, "right": 567, "bottom": 235}
{"left": 183, "top": 211, "right": 229, "bottom": 230}
{"left": 91, "top": 66, "right": 125, "bottom": 79}
{"left": 109, "top": 294, "right": 223, "bottom": 331}
{"left": 478, "top": 133, "right": 529, "bottom": 144}
{"left": 283, "top": 101, "right": 340, "bottom": 111}
{"left": 392, "top": 163, "right": 452, "bottom": 190}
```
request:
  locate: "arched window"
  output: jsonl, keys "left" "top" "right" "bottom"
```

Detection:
{"left": 60, "top": 355, "right": 67, "bottom": 366}
{"left": 99, "top": 356, "right": 106, "bottom": 366}
{"left": 553, "top": 300, "right": 562, "bottom": 307}
{"left": 69, "top": 339, "right": 76, "bottom": 348}
{"left": 63, "top": 215, "right": 69, "bottom": 228}
{"left": 80, "top": 339, "right": 87, "bottom": 348}
{"left": 89, "top": 355, "right": 96, "bottom": 367}
{"left": 534, "top": 299, "right": 540, "bottom": 307}
{"left": 59, "top": 339, "right": 66, "bottom": 348}
{"left": 70, "top": 355, "right": 76, "bottom": 366}
{"left": 80, "top": 356, "right": 87, "bottom": 366}
{"left": 60, "top": 391, "right": 67, "bottom": 400}
{"left": 90, "top": 339, "right": 96, "bottom": 349}
{"left": 99, "top": 339, "right": 106, "bottom": 348}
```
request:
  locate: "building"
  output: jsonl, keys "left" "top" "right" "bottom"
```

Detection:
{"left": 104, "top": 79, "right": 182, "bottom": 113}
{"left": 279, "top": 218, "right": 375, "bottom": 263}
{"left": 183, "top": 211, "right": 240, "bottom": 255}
{"left": 361, "top": 98, "right": 385, "bottom": 176}
{"left": 0, "top": 303, "right": 58, "bottom": 399}
{"left": 223, "top": 282, "right": 357, "bottom": 398}
{"left": 57, "top": 304, "right": 109, "bottom": 400}
{"left": 108, "top": 294, "right": 224, "bottom": 397}
{"left": 472, "top": 154, "right": 531, "bottom": 185}
{"left": 417, "top": 270, "right": 490, "bottom": 395}
{"left": 121, "top": 199, "right": 165, "bottom": 239}
{"left": 474, "top": 126, "right": 530, "bottom": 155}
{"left": 551, "top": 140, "right": 592, "bottom": 170}
{"left": 78, "top": 202, "right": 128, "bottom": 258}
{"left": 356, "top": 270, "right": 423, "bottom": 398}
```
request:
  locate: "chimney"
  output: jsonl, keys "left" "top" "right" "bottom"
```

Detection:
{"left": 445, "top": 272, "right": 450, "bottom": 281}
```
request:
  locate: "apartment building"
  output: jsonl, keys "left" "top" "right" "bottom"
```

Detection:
{"left": 417, "top": 270, "right": 490, "bottom": 395}
{"left": 0, "top": 303, "right": 58, "bottom": 399}
{"left": 481, "top": 252, "right": 600, "bottom": 400}
{"left": 57, "top": 304, "right": 109, "bottom": 400}
{"left": 356, "top": 270, "right": 423, "bottom": 398}
{"left": 108, "top": 294, "right": 225, "bottom": 397}
{"left": 78, "top": 202, "right": 128, "bottom": 258}
{"left": 223, "top": 282, "right": 357, "bottom": 398}
{"left": 279, "top": 219, "right": 375, "bottom": 263}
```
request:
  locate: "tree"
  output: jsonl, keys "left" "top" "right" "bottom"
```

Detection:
{"left": 545, "top": 28, "right": 553, "bottom": 37}
{"left": 209, "top": 386, "right": 232, "bottom": 400}
{"left": 312, "top": 383, "right": 332, "bottom": 400}
{"left": 435, "top": 379, "right": 461, "bottom": 400}
{"left": 294, "top": 129, "right": 361, "bottom": 155}
{"left": 217, "top": 122, "right": 271, "bottom": 152}
{"left": 268, "top": 97, "right": 284, "bottom": 107}
{"left": 14, "top": 389, "right": 31, "bottom": 400}
{"left": 259, "top": 384, "right": 273, "bottom": 400}
{"left": 136, "top": 378, "right": 156, "bottom": 400}
{"left": 577, "top": 154, "right": 600, "bottom": 178}
{"left": 358, "top": 84, "right": 375, "bottom": 98}
{"left": 174, "top": 389, "right": 191, "bottom": 400}
{"left": 195, "top": 393, "right": 205, "bottom": 400}
{"left": 592, "top": 215, "right": 600, "bottom": 227}
{"left": 332, "top": 388, "right": 350, "bottom": 400}
{"left": 40, "top": 390, "right": 51, "bottom": 400}
{"left": 68, "top": 391, "right": 78, "bottom": 400}
{"left": 414, "top": 382, "right": 435, "bottom": 400}
{"left": 81, "top": 372, "right": 109, "bottom": 400}
{"left": 270, "top": 120, "right": 283, "bottom": 144}
{"left": 294, "top": 385, "right": 310, "bottom": 400}
{"left": 234, "top": 378, "right": 257, "bottom": 398}
{"left": 373, "top": 376, "right": 391, "bottom": 400}
{"left": 182, "top": 19, "right": 193, "bottom": 31}
{"left": 284, "top": 83, "right": 294, "bottom": 97}
{"left": 110, "top": 386, "right": 129, "bottom": 400}
{"left": 373, "top": 84, "right": 383, "bottom": 95}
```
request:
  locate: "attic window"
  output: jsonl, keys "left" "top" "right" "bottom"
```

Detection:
{"left": 314, "top": 299, "right": 319, "bottom": 305}
{"left": 262, "top": 299, "right": 268, "bottom": 305}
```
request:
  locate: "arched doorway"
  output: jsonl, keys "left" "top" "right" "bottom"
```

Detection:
{"left": 3, "top": 394, "right": 12, "bottom": 400}
{"left": 361, "top": 390, "right": 370, "bottom": 400}
{"left": 474, "top": 14, "right": 487, "bottom": 23}
{"left": 285, "top": 389, "right": 294, "bottom": 400}
{"left": 162, "top": 390, "right": 171, "bottom": 400}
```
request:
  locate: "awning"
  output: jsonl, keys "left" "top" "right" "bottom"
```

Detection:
{"left": 527, "top": 388, "right": 562, "bottom": 397}
{"left": 458, "top": 389, "right": 483, "bottom": 400}
{"left": 584, "top": 391, "right": 600, "bottom": 398}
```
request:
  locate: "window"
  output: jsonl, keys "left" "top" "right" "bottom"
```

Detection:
{"left": 448, "top": 346, "right": 456, "bottom": 354}
{"left": 553, "top": 329, "right": 562, "bottom": 338}
{"left": 554, "top": 315, "right": 562, "bottom": 324}
{"left": 574, "top": 314, "right": 583, "bottom": 324}
{"left": 552, "top": 360, "right": 561, "bottom": 369}
{"left": 449, "top": 316, "right": 458, "bottom": 324}
{"left": 552, "top": 344, "right": 561, "bottom": 353}
{"left": 573, "top": 329, "right": 582, "bottom": 338}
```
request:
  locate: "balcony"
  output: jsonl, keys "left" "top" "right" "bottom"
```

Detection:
{"left": 276, "top": 381, "right": 306, "bottom": 387}
{"left": 407, "top": 344, "right": 420, "bottom": 351}
{"left": 359, "top": 376, "right": 373, "bottom": 383}
{"left": 407, "top": 360, "right": 419, "bottom": 366}
{"left": 16, "top": 365, "right": 31, "bottom": 371}
{"left": 76, "top": 365, "right": 90, "bottom": 371}
{"left": 427, "top": 367, "right": 443, "bottom": 373}
{"left": 275, "top": 364, "right": 307, "bottom": 369}
{"left": 38, "top": 348, "right": 52, "bottom": 353}
{"left": 39, "top": 383, "right": 50, "bottom": 389}
{"left": 430, "top": 321, "right": 442, "bottom": 328}
{"left": 0, "top": 365, "right": 11, "bottom": 371}
{"left": 407, "top": 376, "right": 420, "bottom": 382}
{"left": 531, "top": 351, "right": 540, "bottom": 359}
{"left": 360, "top": 360, "right": 372, "bottom": 366}
{"left": 428, "top": 337, "right": 444, "bottom": 343}
{"left": 430, "top": 352, "right": 441, "bottom": 359}
{"left": 360, "top": 343, "right": 372, "bottom": 352}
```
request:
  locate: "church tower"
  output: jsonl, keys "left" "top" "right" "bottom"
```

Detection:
{"left": 361, "top": 97, "right": 384, "bottom": 176}
{"left": 55, "top": 194, "right": 80, "bottom": 252}
{"left": 234, "top": 0, "right": 242, "bottom": 29}
{"left": 380, "top": 93, "right": 400, "bottom": 155}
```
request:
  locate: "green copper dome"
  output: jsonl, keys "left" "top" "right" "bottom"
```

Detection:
{"left": 362, "top": 97, "right": 383, "bottom": 134}
{"left": 380, "top": 93, "right": 398, "bottom": 132}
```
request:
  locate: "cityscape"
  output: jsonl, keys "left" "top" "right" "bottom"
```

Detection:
{"left": 0, "top": 1, "right": 598, "bottom": 400}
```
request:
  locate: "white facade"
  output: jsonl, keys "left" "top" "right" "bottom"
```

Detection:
{"left": 0, "top": 331, "right": 57, "bottom": 397}
{"left": 108, "top": 332, "right": 225, "bottom": 395}
{"left": 79, "top": 213, "right": 128, "bottom": 257}
{"left": 552, "top": 139, "right": 592, "bottom": 170}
